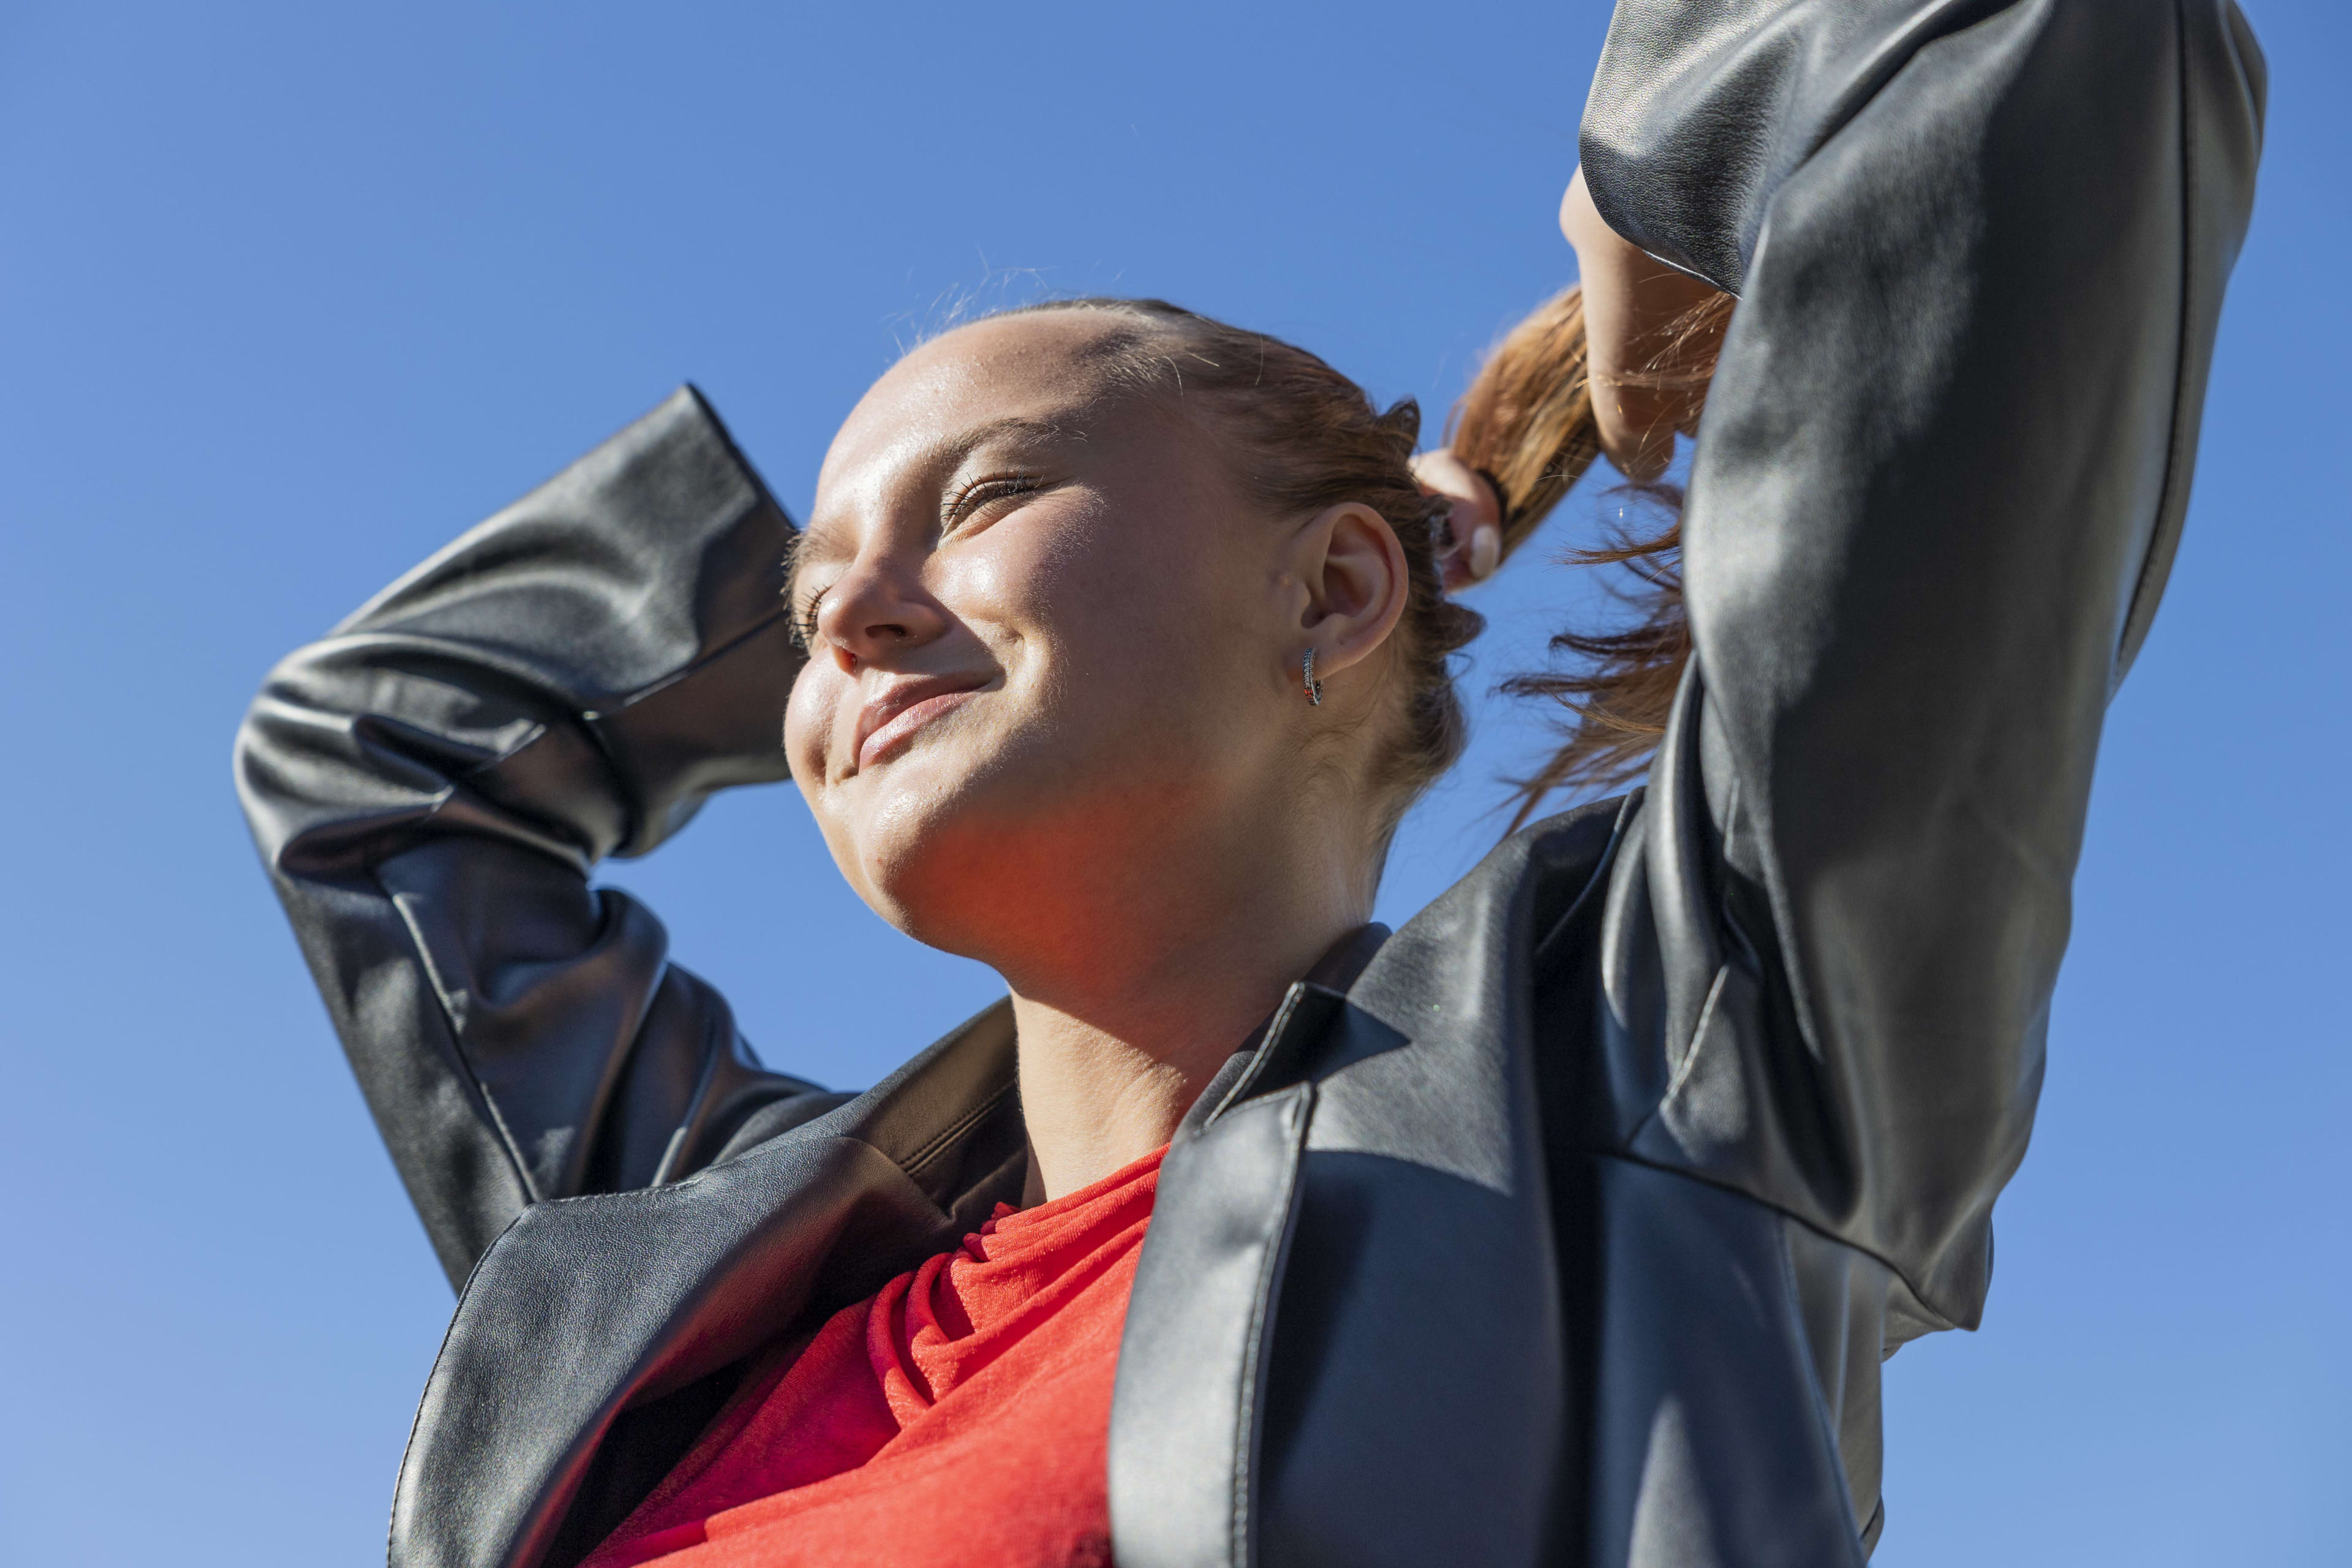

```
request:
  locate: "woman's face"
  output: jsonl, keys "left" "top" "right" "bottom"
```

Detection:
{"left": 784, "top": 312, "right": 1320, "bottom": 960}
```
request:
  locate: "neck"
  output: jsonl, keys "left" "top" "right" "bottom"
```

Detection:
{"left": 997, "top": 842, "right": 1372, "bottom": 1205}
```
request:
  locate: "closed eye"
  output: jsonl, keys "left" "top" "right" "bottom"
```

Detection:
{"left": 787, "top": 473, "right": 1048, "bottom": 652}
{"left": 944, "top": 473, "right": 1046, "bottom": 530}
{"left": 790, "top": 583, "right": 829, "bottom": 653}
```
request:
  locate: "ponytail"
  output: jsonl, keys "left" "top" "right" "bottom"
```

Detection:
{"left": 1446, "top": 284, "right": 1733, "bottom": 827}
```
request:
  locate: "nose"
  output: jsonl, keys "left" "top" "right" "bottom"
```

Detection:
{"left": 814, "top": 552, "right": 948, "bottom": 672}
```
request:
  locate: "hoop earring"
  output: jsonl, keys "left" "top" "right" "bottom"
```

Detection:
{"left": 1301, "top": 648, "right": 1324, "bottom": 707}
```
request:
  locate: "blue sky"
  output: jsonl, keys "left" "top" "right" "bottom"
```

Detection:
{"left": 1, "top": 2, "right": 2343, "bottom": 1562}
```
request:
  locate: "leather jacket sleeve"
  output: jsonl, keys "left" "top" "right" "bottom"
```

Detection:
{"left": 235, "top": 388, "right": 847, "bottom": 1289}
{"left": 1582, "top": 0, "right": 2264, "bottom": 1330}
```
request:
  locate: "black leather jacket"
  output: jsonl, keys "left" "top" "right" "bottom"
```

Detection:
{"left": 236, "top": 2, "right": 2263, "bottom": 1564}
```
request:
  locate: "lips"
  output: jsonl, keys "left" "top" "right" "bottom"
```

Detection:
{"left": 851, "top": 673, "right": 989, "bottom": 772}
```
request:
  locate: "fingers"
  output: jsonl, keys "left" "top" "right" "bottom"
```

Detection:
{"left": 1410, "top": 450, "right": 1504, "bottom": 590}
{"left": 1441, "top": 510, "right": 1501, "bottom": 592}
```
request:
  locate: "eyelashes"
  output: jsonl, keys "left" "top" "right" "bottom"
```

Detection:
{"left": 791, "top": 585, "right": 827, "bottom": 654}
{"left": 944, "top": 473, "right": 1044, "bottom": 524}
{"left": 787, "top": 472, "right": 1046, "bottom": 652}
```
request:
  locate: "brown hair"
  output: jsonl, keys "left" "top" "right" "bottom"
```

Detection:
{"left": 998, "top": 298, "right": 1480, "bottom": 846}
{"left": 1446, "top": 283, "right": 1733, "bottom": 826}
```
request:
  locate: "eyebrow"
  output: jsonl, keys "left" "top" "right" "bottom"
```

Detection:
{"left": 785, "top": 413, "right": 1089, "bottom": 603}
{"left": 928, "top": 413, "right": 1086, "bottom": 463}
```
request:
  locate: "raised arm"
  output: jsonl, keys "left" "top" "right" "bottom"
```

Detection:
{"left": 236, "top": 388, "right": 846, "bottom": 1288}
{"left": 1586, "top": 0, "right": 2264, "bottom": 1324}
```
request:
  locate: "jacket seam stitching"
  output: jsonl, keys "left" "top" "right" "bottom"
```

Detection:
{"left": 900, "top": 1079, "right": 1020, "bottom": 1183}
{"left": 1581, "top": 1148, "right": 1961, "bottom": 1335}
{"left": 2117, "top": 0, "right": 2199, "bottom": 683}
{"left": 582, "top": 597, "right": 794, "bottom": 853}
{"left": 649, "top": 994, "right": 721, "bottom": 1188}
{"left": 1229, "top": 1085, "right": 1312, "bottom": 1568}
{"left": 1659, "top": 962, "right": 1731, "bottom": 1113}
{"left": 390, "top": 1201, "right": 535, "bottom": 1565}
{"left": 375, "top": 862, "right": 543, "bottom": 1209}
{"left": 1530, "top": 789, "right": 1643, "bottom": 976}
{"left": 1773, "top": 1216, "right": 1874, "bottom": 1554}
{"left": 1208, "top": 985, "right": 1313, "bottom": 1124}
{"left": 602, "top": 598, "right": 793, "bottom": 715}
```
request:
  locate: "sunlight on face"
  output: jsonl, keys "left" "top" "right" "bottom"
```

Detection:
{"left": 783, "top": 312, "right": 1305, "bottom": 960}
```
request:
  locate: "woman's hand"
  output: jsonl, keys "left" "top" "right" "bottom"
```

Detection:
{"left": 1412, "top": 169, "right": 1732, "bottom": 589}
{"left": 1559, "top": 167, "right": 1729, "bottom": 481}
{"left": 1411, "top": 448, "right": 1504, "bottom": 592}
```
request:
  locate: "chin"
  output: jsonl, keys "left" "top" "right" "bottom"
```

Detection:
{"left": 827, "top": 743, "right": 1051, "bottom": 951}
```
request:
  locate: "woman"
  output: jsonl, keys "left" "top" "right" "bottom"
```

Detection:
{"left": 236, "top": 1, "right": 2264, "bottom": 1564}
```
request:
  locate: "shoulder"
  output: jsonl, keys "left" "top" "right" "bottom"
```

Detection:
{"left": 1451, "top": 793, "right": 1637, "bottom": 924}
{"left": 1385, "top": 792, "right": 1642, "bottom": 974}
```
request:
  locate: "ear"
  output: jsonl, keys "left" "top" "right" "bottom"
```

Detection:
{"left": 1289, "top": 501, "right": 1410, "bottom": 682}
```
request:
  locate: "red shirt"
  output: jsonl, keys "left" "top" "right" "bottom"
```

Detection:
{"left": 582, "top": 1146, "right": 1166, "bottom": 1568}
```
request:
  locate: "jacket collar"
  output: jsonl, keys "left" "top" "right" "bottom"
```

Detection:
{"left": 1109, "top": 797, "right": 1630, "bottom": 1568}
{"left": 390, "top": 924, "right": 1388, "bottom": 1568}
{"left": 391, "top": 1001, "right": 1023, "bottom": 1568}
{"left": 394, "top": 803, "right": 1628, "bottom": 1568}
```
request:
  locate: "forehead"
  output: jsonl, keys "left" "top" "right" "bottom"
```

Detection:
{"left": 813, "top": 312, "right": 1140, "bottom": 505}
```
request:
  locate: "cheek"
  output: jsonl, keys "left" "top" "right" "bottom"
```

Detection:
{"left": 987, "top": 506, "right": 1221, "bottom": 688}
{"left": 783, "top": 665, "right": 835, "bottom": 798}
{"left": 988, "top": 517, "right": 1272, "bottom": 807}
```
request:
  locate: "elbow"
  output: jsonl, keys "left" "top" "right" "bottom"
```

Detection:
{"left": 1579, "top": 0, "right": 2266, "bottom": 295}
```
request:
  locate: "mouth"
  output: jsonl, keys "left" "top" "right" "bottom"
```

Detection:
{"left": 853, "top": 673, "right": 990, "bottom": 772}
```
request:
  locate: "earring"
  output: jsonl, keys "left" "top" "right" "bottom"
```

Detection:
{"left": 1302, "top": 648, "right": 1324, "bottom": 707}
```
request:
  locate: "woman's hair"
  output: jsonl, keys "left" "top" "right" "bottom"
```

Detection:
{"left": 984, "top": 285, "right": 1728, "bottom": 839}
{"left": 1445, "top": 283, "right": 1732, "bottom": 826}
